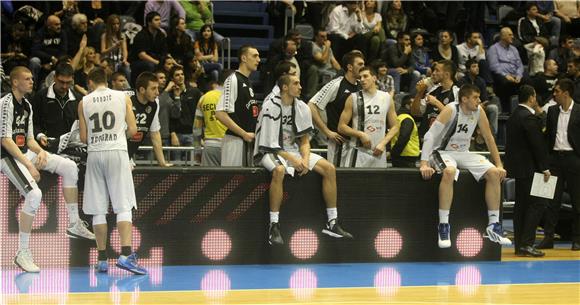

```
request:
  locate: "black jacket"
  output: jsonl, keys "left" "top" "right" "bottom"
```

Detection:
{"left": 30, "top": 84, "right": 82, "bottom": 139}
{"left": 505, "top": 105, "right": 549, "bottom": 178}
{"left": 518, "top": 17, "right": 548, "bottom": 44}
{"left": 546, "top": 102, "right": 580, "bottom": 157}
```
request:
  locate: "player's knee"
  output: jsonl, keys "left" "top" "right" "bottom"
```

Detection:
{"left": 93, "top": 214, "right": 107, "bottom": 225}
{"left": 58, "top": 159, "right": 79, "bottom": 187}
{"left": 272, "top": 165, "right": 286, "bottom": 181}
{"left": 116, "top": 210, "right": 132, "bottom": 223}
{"left": 486, "top": 167, "right": 500, "bottom": 181}
{"left": 442, "top": 167, "right": 456, "bottom": 180}
{"left": 320, "top": 160, "right": 335, "bottom": 177}
{"left": 22, "top": 188, "right": 42, "bottom": 216}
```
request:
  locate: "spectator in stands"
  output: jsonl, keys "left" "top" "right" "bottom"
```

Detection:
{"left": 67, "top": 13, "right": 99, "bottom": 59}
{"left": 78, "top": 0, "right": 114, "bottom": 26}
{"left": 101, "top": 14, "right": 130, "bottom": 79}
{"left": 549, "top": 35, "right": 575, "bottom": 74}
{"left": 487, "top": 27, "right": 524, "bottom": 113}
{"left": 127, "top": 72, "right": 172, "bottom": 168}
{"left": 183, "top": 55, "right": 205, "bottom": 89}
{"left": 55, "top": 0, "right": 80, "bottom": 29}
{"left": 382, "top": 0, "right": 407, "bottom": 41}
{"left": 30, "top": 15, "right": 67, "bottom": 84}
{"left": 265, "top": 61, "right": 298, "bottom": 102}
{"left": 567, "top": 57, "right": 580, "bottom": 102}
{"left": 167, "top": 17, "right": 194, "bottom": 65}
{"left": 457, "top": 31, "right": 491, "bottom": 83}
{"left": 181, "top": 0, "right": 214, "bottom": 38}
{"left": 74, "top": 47, "right": 99, "bottom": 96}
{"left": 459, "top": 59, "right": 500, "bottom": 136}
{"left": 215, "top": 45, "right": 261, "bottom": 167}
{"left": 309, "top": 51, "right": 365, "bottom": 166}
{"left": 1, "top": 22, "right": 31, "bottom": 75}
{"left": 31, "top": 62, "right": 81, "bottom": 145}
{"left": 384, "top": 31, "right": 421, "bottom": 95}
{"left": 538, "top": 78, "right": 580, "bottom": 251}
{"left": 529, "top": 59, "right": 560, "bottom": 107}
{"left": 390, "top": 94, "right": 419, "bottom": 168}
{"left": 326, "top": 1, "right": 364, "bottom": 62}
{"left": 111, "top": 72, "right": 133, "bottom": 94}
{"left": 153, "top": 70, "right": 172, "bottom": 145}
{"left": 411, "top": 60, "right": 460, "bottom": 138}
{"left": 312, "top": 29, "right": 341, "bottom": 86}
{"left": 158, "top": 55, "right": 179, "bottom": 76}
{"left": 144, "top": 0, "right": 186, "bottom": 31}
{"left": 193, "top": 70, "right": 233, "bottom": 167}
{"left": 100, "top": 57, "right": 115, "bottom": 82}
{"left": 193, "top": 24, "right": 222, "bottom": 82}
{"left": 534, "top": 0, "right": 561, "bottom": 46}
{"left": 554, "top": 0, "right": 580, "bottom": 37}
{"left": 374, "top": 60, "right": 395, "bottom": 96}
{"left": 168, "top": 66, "right": 201, "bottom": 161}
{"left": 419, "top": 84, "right": 511, "bottom": 249}
{"left": 524, "top": 36, "right": 550, "bottom": 77}
{"left": 518, "top": 3, "right": 549, "bottom": 45}
{"left": 338, "top": 66, "right": 399, "bottom": 168}
{"left": 255, "top": 74, "right": 353, "bottom": 246}
{"left": 129, "top": 11, "right": 168, "bottom": 87}
{"left": 411, "top": 33, "right": 431, "bottom": 77}
{"left": 431, "top": 30, "right": 459, "bottom": 68}
{"left": 361, "top": 0, "right": 386, "bottom": 63}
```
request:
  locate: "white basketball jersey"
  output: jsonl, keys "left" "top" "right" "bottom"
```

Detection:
{"left": 82, "top": 87, "right": 129, "bottom": 152}
{"left": 440, "top": 101, "right": 480, "bottom": 152}
{"left": 343, "top": 90, "right": 391, "bottom": 167}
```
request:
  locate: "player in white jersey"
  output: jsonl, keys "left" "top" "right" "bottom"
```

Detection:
{"left": 1, "top": 67, "right": 95, "bottom": 273}
{"left": 78, "top": 68, "right": 147, "bottom": 275}
{"left": 254, "top": 75, "right": 353, "bottom": 245}
{"left": 338, "top": 66, "right": 399, "bottom": 168}
{"left": 420, "top": 83, "right": 512, "bottom": 249}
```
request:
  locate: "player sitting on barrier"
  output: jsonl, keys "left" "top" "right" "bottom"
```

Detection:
{"left": 419, "top": 83, "right": 512, "bottom": 248}
{"left": 254, "top": 74, "right": 353, "bottom": 245}
{"left": 1, "top": 66, "right": 95, "bottom": 273}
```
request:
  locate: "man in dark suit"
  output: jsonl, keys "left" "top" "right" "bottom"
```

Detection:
{"left": 538, "top": 78, "right": 580, "bottom": 251}
{"left": 505, "top": 85, "right": 550, "bottom": 257}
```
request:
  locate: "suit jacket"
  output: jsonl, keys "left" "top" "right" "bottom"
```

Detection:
{"left": 546, "top": 102, "right": 580, "bottom": 158}
{"left": 505, "top": 105, "right": 549, "bottom": 178}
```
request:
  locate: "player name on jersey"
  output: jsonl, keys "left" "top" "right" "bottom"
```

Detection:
{"left": 90, "top": 133, "right": 118, "bottom": 144}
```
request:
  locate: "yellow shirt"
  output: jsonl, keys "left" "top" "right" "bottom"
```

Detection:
{"left": 390, "top": 113, "right": 420, "bottom": 157}
{"left": 199, "top": 90, "right": 227, "bottom": 139}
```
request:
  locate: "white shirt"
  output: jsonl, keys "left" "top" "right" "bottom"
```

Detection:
{"left": 519, "top": 103, "right": 536, "bottom": 115}
{"left": 326, "top": 5, "right": 363, "bottom": 39}
{"left": 554, "top": 102, "right": 574, "bottom": 151}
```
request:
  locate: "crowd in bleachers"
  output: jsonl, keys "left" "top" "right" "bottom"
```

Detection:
{"left": 1, "top": 0, "right": 579, "bottom": 166}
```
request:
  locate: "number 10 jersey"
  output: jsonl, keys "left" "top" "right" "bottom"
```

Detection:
{"left": 82, "top": 87, "right": 129, "bottom": 152}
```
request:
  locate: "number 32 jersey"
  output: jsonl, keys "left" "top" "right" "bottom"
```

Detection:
{"left": 82, "top": 87, "right": 129, "bottom": 152}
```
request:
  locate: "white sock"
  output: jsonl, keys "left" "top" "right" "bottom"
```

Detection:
{"left": 326, "top": 208, "right": 338, "bottom": 222}
{"left": 269, "top": 211, "right": 279, "bottom": 224}
{"left": 19, "top": 232, "right": 30, "bottom": 250}
{"left": 439, "top": 209, "right": 450, "bottom": 224}
{"left": 67, "top": 203, "right": 80, "bottom": 225}
{"left": 488, "top": 210, "right": 500, "bottom": 225}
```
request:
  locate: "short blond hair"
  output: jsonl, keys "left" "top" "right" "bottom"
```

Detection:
{"left": 9, "top": 66, "right": 31, "bottom": 86}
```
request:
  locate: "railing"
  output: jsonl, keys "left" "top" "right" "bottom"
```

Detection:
{"left": 220, "top": 37, "right": 231, "bottom": 69}
{"left": 284, "top": 6, "right": 295, "bottom": 35}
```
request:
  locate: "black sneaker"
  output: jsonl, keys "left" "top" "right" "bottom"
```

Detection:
{"left": 322, "top": 219, "right": 353, "bottom": 239}
{"left": 269, "top": 222, "right": 284, "bottom": 245}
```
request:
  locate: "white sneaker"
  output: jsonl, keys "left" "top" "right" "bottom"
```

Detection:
{"left": 14, "top": 249, "right": 40, "bottom": 273}
{"left": 485, "top": 223, "right": 512, "bottom": 246}
{"left": 67, "top": 220, "right": 96, "bottom": 240}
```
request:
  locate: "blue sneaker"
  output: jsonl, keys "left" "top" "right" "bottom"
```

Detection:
{"left": 438, "top": 223, "right": 451, "bottom": 248}
{"left": 116, "top": 253, "right": 148, "bottom": 275}
{"left": 485, "top": 222, "right": 512, "bottom": 246}
{"left": 95, "top": 260, "right": 108, "bottom": 273}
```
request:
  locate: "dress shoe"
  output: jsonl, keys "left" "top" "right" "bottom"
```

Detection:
{"left": 536, "top": 236, "right": 554, "bottom": 249}
{"left": 572, "top": 242, "right": 580, "bottom": 251}
{"left": 516, "top": 246, "right": 545, "bottom": 257}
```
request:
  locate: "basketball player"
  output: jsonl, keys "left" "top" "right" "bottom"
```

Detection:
{"left": 0, "top": 67, "right": 95, "bottom": 273}
{"left": 128, "top": 72, "right": 171, "bottom": 168}
{"left": 338, "top": 66, "right": 399, "bottom": 167}
{"left": 255, "top": 75, "right": 353, "bottom": 245}
{"left": 309, "top": 50, "right": 365, "bottom": 166}
{"left": 78, "top": 68, "right": 147, "bottom": 274}
{"left": 420, "top": 83, "right": 512, "bottom": 248}
{"left": 215, "top": 45, "right": 260, "bottom": 166}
